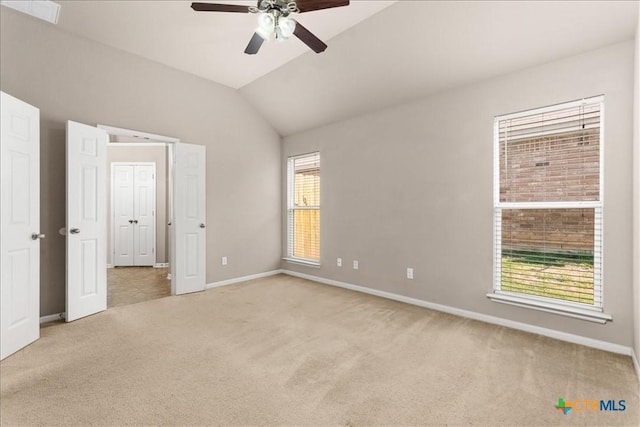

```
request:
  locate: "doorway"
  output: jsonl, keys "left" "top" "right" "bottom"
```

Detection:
{"left": 106, "top": 136, "right": 172, "bottom": 308}
{"left": 63, "top": 122, "right": 206, "bottom": 322}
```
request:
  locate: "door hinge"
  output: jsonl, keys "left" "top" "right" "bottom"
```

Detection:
{"left": 152, "top": 248, "right": 155, "bottom": 253}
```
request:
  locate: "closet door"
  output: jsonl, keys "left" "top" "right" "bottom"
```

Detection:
{"left": 113, "top": 165, "right": 134, "bottom": 266}
{"left": 133, "top": 165, "right": 156, "bottom": 266}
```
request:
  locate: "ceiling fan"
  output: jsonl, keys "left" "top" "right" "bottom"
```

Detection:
{"left": 191, "top": 0, "right": 350, "bottom": 55}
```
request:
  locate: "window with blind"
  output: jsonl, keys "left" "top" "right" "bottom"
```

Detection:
{"left": 489, "top": 96, "right": 611, "bottom": 322}
{"left": 286, "top": 152, "right": 320, "bottom": 265}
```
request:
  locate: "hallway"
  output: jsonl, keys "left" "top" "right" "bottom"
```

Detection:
{"left": 107, "top": 267, "right": 171, "bottom": 308}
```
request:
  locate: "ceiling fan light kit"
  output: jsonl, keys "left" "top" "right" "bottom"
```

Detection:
{"left": 191, "top": 0, "right": 350, "bottom": 55}
{"left": 256, "top": 11, "right": 296, "bottom": 41}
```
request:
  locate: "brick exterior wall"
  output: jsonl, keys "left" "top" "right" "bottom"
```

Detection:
{"left": 502, "top": 208, "right": 595, "bottom": 252}
{"left": 501, "top": 129, "right": 599, "bottom": 253}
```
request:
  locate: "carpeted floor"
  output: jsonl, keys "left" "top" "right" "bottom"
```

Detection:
{"left": 1, "top": 274, "right": 638, "bottom": 426}
{"left": 108, "top": 266, "right": 171, "bottom": 308}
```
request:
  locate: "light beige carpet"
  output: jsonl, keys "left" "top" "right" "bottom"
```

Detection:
{"left": 1, "top": 274, "right": 638, "bottom": 426}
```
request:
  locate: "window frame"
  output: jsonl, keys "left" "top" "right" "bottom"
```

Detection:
{"left": 488, "top": 96, "right": 611, "bottom": 323}
{"left": 285, "top": 152, "right": 321, "bottom": 267}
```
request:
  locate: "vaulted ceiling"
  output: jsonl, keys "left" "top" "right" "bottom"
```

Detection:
{"left": 55, "top": 0, "right": 396, "bottom": 89}
{"left": 44, "top": 1, "right": 640, "bottom": 135}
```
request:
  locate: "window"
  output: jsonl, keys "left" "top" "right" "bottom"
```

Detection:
{"left": 286, "top": 152, "right": 320, "bottom": 265}
{"left": 489, "top": 96, "right": 611, "bottom": 323}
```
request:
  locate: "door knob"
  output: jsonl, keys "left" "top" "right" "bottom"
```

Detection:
{"left": 200, "top": 223, "right": 206, "bottom": 229}
{"left": 129, "top": 219, "right": 134, "bottom": 224}
{"left": 70, "top": 228, "right": 80, "bottom": 234}
{"left": 133, "top": 220, "right": 138, "bottom": 224}
{"left": 31, "top": 233, "right": 45, "bottom": 240}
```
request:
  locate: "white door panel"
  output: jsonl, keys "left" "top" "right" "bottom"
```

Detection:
{"left": 113, "top": 165, "right": 134, "bottom": 266}
{"left": 112, "top": 163, "right": 155, "bottom": 267}
{"left": 134, "top": 164, "right": 155, "bottom": 266}
{"left": 174, "top": 143, "right": 205, "bottom": 295}
{"left": 1, "top": 91, "right": 40, "bottom": 360}
{"left": 66, "top": 121, "right": 107, "bottom": 322}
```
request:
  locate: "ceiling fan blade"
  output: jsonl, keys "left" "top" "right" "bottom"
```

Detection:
{"left": 191, "top": 2, "right": 251, "bottom": 13}
{"left": 293, "top": 20, "right": 327, "bottom": 53}
{"left": 244, "top": 33, "right": 265, "bottom": 55}
{"left": 296, "top": 0, "right": 350, "bottom": 13}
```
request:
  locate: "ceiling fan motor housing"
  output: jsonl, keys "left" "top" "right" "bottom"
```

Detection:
{"left": 251, "top": 0, "right": 300, "bottom": 16}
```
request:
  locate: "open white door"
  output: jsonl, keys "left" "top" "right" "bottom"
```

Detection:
{"left": 0, "top": 92, "right": 41, "bottom": 360}
{"left": 66, "top": 121, "right": 108, "bottom": 322}
{"left": 173, "top": 143, "right": 206, "bottom": 295}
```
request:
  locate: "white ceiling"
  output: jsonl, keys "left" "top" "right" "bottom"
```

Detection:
{"left": 55, "top": 0, "right": 396, "bottom": 89}
{"left": 241, "top": 0, "right": 639, "bottom": 135}
{"left": 41, "top": 1, "right": 640, "bottom": 136}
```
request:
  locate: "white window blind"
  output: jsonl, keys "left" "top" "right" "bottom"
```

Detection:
{"left": 287, "top": 152, "right": 320, "bottom": 264}
{"left": 493, "top": 96, "right": 604, "bottom": 310}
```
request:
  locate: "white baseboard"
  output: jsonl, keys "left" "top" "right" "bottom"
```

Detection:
{"left": 167, "top": 273, "right": 172, "bottom": 280}
{"left": 40, "top": 313, "right": 64, "bottom": 323}
{"left": 632, "top": 349, "right": 640, "bottom": 382}
{"left": 155, "top": 263, "right": 169, "bottom": 268}
{"left": 107, "top": 264, "right": 113, "bottom": 269}
{"left": 282, "top": 270, "right": 635, "bottom": 357}
{"left": 206, "top": 269, "right": 283, "bottom": 290}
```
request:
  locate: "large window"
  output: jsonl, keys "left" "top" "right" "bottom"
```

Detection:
{"left": 489, "top": 96, "right": 611, "bottom": 322}
{"left": 286, "top": 152, "right": 320, "bottom": 265}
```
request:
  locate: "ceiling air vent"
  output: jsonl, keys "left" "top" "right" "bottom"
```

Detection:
{"left": 1, "top": 0, "right": 60, "bottom": 25}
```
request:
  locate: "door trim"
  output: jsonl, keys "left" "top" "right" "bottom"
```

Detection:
{"left": 98, "top": 125, "right": 180, "bottom": 144}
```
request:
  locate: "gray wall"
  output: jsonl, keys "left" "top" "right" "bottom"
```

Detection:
{"left": 107, "top": 145, "right": 168, "bottom": 265}
{"left": 282, "top": 41, "right": 636, "bottom": 348}
{"left": 0, "top": 8, "right": 282, "bottom": 316}
{"left": 634, "top": 9, "right": 640, "bottom": 366}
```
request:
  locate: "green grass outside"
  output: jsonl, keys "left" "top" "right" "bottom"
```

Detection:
{"left": 501, "top": 251, "right": 594, "bottom": 305}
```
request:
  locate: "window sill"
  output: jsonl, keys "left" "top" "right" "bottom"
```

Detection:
{"left": 486, "top": 292, "right": 612, "bottom": 324}
{"left": 283, "top": 258, "right": 321, "bottom": 268}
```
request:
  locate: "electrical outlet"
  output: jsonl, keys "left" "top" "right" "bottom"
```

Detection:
{"left": 337, "top": 258, "right": 342, "bottom": 267}
{"left": 407, "top": 268, "right": 414, "bottom": 280}
{"left": 353, "top": 260, "right": 359, "bottom": 270}
{"left": 222, "top": 256, "right": 228, "bottom": 266}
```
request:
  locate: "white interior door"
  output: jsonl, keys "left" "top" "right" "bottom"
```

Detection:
{"left": 174, "top": 143, "right": 206, "bottom": 295}
{"left": 112, "top": 163, "right": 156, "bottom": 267}
{"left": 66, "top": 121, "right": 107, "bottom": 322}
{"left": 0, "top": 92, "right": 40, "bottom": 360}
{"left": 133, "top": 164, "right": 156, "bottom": 266}
{"left": 113, "top": 164, "right": 134, "bottom": 266}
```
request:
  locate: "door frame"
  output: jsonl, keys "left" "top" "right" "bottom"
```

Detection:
{"left": 110, "top": 161, "right": 157, "bottom": 268}
{"left": 99, "top": 125, "right": 177, "bottom": 293}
